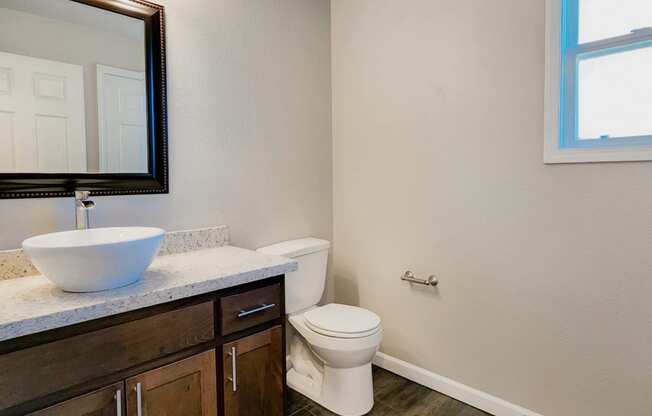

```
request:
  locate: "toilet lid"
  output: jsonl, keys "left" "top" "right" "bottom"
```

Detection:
{"left": 303, "top": 304, "right": 381, "bottom": 339}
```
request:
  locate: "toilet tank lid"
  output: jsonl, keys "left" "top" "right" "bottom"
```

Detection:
{"left": 256, "top": 238, "right": 330, "bottom": 258}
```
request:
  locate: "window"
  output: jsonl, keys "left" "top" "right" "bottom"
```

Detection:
{"left": 544, "top": 0, "right": 652, "bottom": 163}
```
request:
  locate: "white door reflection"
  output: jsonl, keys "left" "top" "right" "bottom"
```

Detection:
{"left": 0, "top": 51, "right": 86, "bottom": 173}
{"left": 97, "top": 65, "right": 147, "bottom": 173}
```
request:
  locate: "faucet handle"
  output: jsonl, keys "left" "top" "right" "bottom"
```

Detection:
{"left": 75, "top": 191, "right": 91, "bottom": 200}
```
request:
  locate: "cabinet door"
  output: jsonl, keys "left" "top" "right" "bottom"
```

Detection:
{"left": 125, "top": 350, "right": 217, "bottom": 416}
{"left": 223, "top": 326, "right": 283, "bottom": 416}
{"left": 29, "top": 382, "right": 124, "bottom": 416}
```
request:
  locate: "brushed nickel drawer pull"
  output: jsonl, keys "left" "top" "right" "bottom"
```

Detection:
{"left": 237, "top": 303, "right": 276, "bottom": 318}
{"left": 114, "top": 388, "right": 122, "bottom": 416}
{"left": 135, "top": 382, "right": 143, "bottom": 416}
{"left": 226, "top": 346, "right": 237, "bottom": 392}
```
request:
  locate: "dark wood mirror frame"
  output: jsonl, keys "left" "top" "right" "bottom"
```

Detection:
{"left": 0, "top": 0, "right": 168, "bottom": 199}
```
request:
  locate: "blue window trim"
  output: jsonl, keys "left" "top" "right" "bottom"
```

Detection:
{"left": 559, "top": 0, "right": 652, "bottom": 150}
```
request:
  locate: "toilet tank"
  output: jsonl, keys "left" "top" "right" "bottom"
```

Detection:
{"left": 257, "top": 238, "right": 330, "bottom": 314}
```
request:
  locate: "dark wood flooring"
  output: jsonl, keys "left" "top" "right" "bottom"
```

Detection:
{"left": 287, "top": 366, "right": 492, "bottom": 416}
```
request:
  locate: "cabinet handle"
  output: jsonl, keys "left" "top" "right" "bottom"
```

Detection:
{"left": 237, "top": 303, "right": 276, "bottom": 318}
{"left": 226, "top": 346, "right": 237, "bottom": 392}
{"left": 135, "top": 382, "right": 143, "bottom": 416}
{"left": 114, "top": 388, "right": 122, "bottom": 416}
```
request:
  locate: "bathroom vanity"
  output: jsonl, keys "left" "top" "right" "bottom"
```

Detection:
{"left": 0, "top": 246, "right": 296, "bottom": 416}
{"left": 0, "top": 0, "right": 312, "bottom": 414}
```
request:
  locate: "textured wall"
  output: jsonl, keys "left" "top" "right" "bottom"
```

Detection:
{"left": 331, "top": 1, "right": 652, "bottom": 415}
{"left": 0, "top": 0, "right": 332, "bottom": 255}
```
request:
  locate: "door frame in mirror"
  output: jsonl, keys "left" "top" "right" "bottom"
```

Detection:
{"left": 0, "top": 0, "right": 168, "bottom": 199}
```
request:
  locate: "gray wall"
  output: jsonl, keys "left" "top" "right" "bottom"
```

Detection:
{"left": 331, "top": 1, "right": 652, "bottom": 415}
{"left": 0, "top": 0, "right": 332, "bottom": 256}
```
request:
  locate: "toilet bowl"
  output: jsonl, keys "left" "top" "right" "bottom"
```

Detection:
{"left": 289, "top": 304, "right": 382, "bottom": 415}
{"left": 256, "top": 239, "right": 383, "bottom": 416}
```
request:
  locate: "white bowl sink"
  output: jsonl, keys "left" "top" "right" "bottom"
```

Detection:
{"left": 23, "top": 227, "right": 165, "bottom": 293}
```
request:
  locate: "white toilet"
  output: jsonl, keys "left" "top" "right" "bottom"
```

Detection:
{"left": 257, "top": 238, "right": 382, "bottom": 416}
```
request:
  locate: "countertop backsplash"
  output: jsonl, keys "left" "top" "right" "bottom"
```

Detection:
{"left": 0, "top": 250, "right": 39, "bottom": 281}
{"left": 0, "top": 225, "right": 230, "bottom": 281}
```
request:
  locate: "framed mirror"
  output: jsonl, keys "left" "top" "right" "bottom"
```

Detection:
{"left": 0, "top": 0, "right": 167, "bottom": 198}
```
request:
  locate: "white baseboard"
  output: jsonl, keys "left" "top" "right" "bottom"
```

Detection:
{"left": 373, "top": 352, "right": 543, "bottom": 416}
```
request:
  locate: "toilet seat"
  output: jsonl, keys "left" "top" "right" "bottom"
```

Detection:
{"left": 303, "top": 303, "right": 381, "bottom": 339}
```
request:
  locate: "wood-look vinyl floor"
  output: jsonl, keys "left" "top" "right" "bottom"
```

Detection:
{"left": 287, "top": 366, "right": 492, "bottom": 416}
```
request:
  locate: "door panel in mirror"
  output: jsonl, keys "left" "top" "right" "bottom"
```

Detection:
{"left": 97, "top": 65, "right": 148, "bottom": 173}
{"left": 0, "top": 52, "right": 86, "bottom": 173}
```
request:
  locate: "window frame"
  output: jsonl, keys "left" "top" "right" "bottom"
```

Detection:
{"left": 544, "top": 0, "right": 652, "bottom": 163}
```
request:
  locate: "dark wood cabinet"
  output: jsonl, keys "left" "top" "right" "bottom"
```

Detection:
{"left": 0, "top": 302, "right": 214, "bottom": 411}
{"left": 0, "top": 277, "right": 285, "bottom": 416}
{"left": 126, "top": 350, "right": 217, "bottom": 416}
{"left": 220, "top": 284, "right": 281, "bottom": 336}
{"left": 29, "top": 351, "right": 219, "bottom": 416}
{"left": 223, "top": 326, "right": 284, "bottom": 416}
{"left": 28, "top": 382, "right": 124, "bottom": 416}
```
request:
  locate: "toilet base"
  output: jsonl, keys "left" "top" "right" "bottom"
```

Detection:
{"left": 288, "top": 363, "right": 374, "bottom": 416}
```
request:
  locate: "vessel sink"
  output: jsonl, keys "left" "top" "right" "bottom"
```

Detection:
{"left": 23, "top": 227, "right": 165, "bottom": 293}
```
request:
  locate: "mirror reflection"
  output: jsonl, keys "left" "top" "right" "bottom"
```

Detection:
{"left": 0, "top": 0, "right": 148, "bottom": 174}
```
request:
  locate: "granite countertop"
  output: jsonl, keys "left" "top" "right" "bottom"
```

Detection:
{"left": 0, "top": 245, "right": 297, "bottom": 342}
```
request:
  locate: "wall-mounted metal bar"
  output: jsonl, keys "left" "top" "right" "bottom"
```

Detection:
{"left": 401, "top": 271, "right": 438, "bottom": 287}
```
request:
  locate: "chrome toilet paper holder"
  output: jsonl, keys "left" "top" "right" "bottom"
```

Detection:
{"left": 401, "top": 270, "right": 439, "bottom": 287}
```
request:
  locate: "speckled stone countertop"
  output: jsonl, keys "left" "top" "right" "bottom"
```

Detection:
{"left": 0, "top": 225, "right": 230, "bottom": 281}
{"left": 0, "top": 246, "right": 296, "bottom": 342}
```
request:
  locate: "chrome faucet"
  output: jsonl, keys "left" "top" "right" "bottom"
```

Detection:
{"left": 74, "top": 191, "right": 95, "bottom": 230}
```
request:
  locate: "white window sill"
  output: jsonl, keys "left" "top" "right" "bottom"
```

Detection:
{"left": 544, "top": 146, "right": 652, "bottom": 164}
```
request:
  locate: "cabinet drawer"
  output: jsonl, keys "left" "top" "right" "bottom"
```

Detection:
{"left": 220, "top": 284, "right": 281, "bottom": 336}
{"left": 0, "top": 301, "right": 214, "bottom": 411}
{"left": 28, "top": 382, "right": 124, "bottom": 416}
